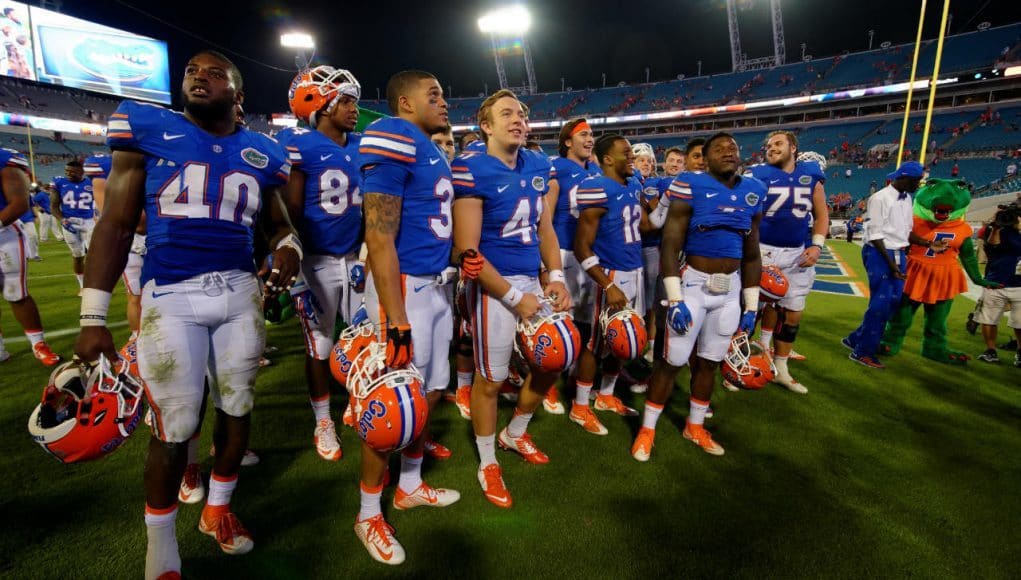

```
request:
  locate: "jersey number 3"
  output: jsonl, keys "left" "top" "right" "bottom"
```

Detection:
{"left": 157, "top": 163, "right": 261, "bottom": 227}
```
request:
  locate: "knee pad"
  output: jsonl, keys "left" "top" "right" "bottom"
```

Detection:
{"left": 775, "top": 323, "right": 800, "bottom": 343}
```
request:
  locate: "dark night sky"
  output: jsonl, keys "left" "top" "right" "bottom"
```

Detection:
{"left": 57, "top": 0, "right": 1021, "bottom": 113}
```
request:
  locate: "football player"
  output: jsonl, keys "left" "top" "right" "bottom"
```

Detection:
{"left": 663, "top": 146, "right": 686, "bottom": 176}
{"left": 357, "top": 70, "right": 461, "bottom": 564}
{"left": 73, "top": 50, "right": 301, "bottom": 579}
{"left": 452, "top": 89, "right": 572, "bottom": 508}
{"left": 0, "top": 147, "right": 59, "bottom": 365}
{"left": 632, "top": 142, "right": 661, "bottom": 368}
{"left": 543, "top": 117, "right": 600, "bottom": 413}
{"left": 277, "top": 65, "right": 365, "bottom": 462}
{"left": 432, "top": 125, "right": 457, "bottom": 162}
{"left": 49, "top": 159, "right": 95, "bottom": 293}
{"left": 746, "top": 132, "right": 829, "bottom": 393}
{"left": 632, "top": 132, "right": 765, "bottom": 461}
{"left": 33, "top": 185, "right": 61, "bottom": 242}
{"left": 17, "top": 189, "right": 38, "bottom": 260}
{"left": 570, "top": 134, "right": 649, "bottom": 435}
{"left": 458, "top": 131, "right": 481, "bottom": 152}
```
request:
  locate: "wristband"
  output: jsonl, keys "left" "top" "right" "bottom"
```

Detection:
{"left": 501, "top": 287, "right": 524, "bottom": 308}
{"left": 603, "top": 281, "right": 615, "bottom": 291}
{"left": 275, "top": 232, "right": 304, "bottom": 261}
{"left": 811, "top": 234, "right": 826, "bottom": 248}
{"left": 548, "top": 269, "right": 566, "bottom": 284}
{"left": 742, "top": 286, "right": 760, "bottom": 313}
{"left": 580, "top": 256, "right": 600, "bottom": 271}
{"left": 663, "top": 276, "right": 684, "bottom": 303}
{"left": 80, "top": 288, "right": 113, "bottom": 327}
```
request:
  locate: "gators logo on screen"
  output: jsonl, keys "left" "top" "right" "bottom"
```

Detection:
{"left": 68, "top": 38, "right": 157, "bottom": 85}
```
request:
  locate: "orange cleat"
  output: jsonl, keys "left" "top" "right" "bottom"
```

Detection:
{"left": 569, "top": 403, "right": 608, "bottom": 436}
{"left": 477, "top": 463, "right": 512, "bottom": 508}
{"left": 424, "top": 439, "right": 452, "bottom": 460}
{"left": 354, "top": 514, "right": 405, "bottom": 565}
{"left": 314, "top": 418, "right": 342, "bottom": 461}
{"left": 198, "top": 508, "right": 254, "bottom": 555}
{"left": 497, "top": 428, "right": 549, "bottom": 464}
{"left": 594, "top": 393, "right": 638, "bottom": 416}
{"left": 542, "top": 385, "right": 565, "bottom": 414}
{"left": 32, "top": 342, "right": 61, "bottom": 366}
{"left": 178, "top": 463, "right": 205, "bottom": 504}
{"left": 682, "top": 421, "right": 725, "bottom": 456}
{"left": 454, "top": 385, "right": 472, "bottom": 420}
{"left": 631, "top": 427, "right": 655, "bottom": 462}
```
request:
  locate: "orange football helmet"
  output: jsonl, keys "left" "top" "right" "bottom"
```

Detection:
{"left": 347, "top": 342, "right": 428, "bottom": 453}
{"left": 288, "top": 65, "right": 361, "bottom": 126}
{"left": 119, "top": 339, "right": 140, "bottom": 379}
{"left": 721, "top": 333, "right": 775, "bottom": 390}
{"left": 28, "top": 357, "right": 144, "bottom": 463}
{"left": 599, "top": 307, "right": 647, "bottom": 360}
{"left": 329, "top": 321, "right": 376, "bottom": 387}
{"left": 517, "top": 311, "right": 581, "bottom": 374}
{"left": 760, "top": 264, "right": 790, "bottom": 303}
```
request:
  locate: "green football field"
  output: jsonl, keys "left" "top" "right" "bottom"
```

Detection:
{"left": 2, "top": 239, "right": 1019, "bottom": 579}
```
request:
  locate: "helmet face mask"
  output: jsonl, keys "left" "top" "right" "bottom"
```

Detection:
{"left": 330, "top": 321, "right": 376, "bottom": 387}
{"left": 722, "top": 333, "right": 775, "bottom": 390}
{"left": 796, "top": 150, "right": 827, "bottom": 172}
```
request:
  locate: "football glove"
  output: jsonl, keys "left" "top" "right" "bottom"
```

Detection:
{"left": 292, "top": 288, "right": 322, "bottom": 326}
{"left": 738, "top": 310, "right": 757, "bottom": 335}
{"left": 61, "top": 218, "right": 78, "bottom": 234}
{"left": 385, "top": 323, "right": 413, "bottom": 369}
{"left": 351, "top": 301, "right": 368, "bottom": 326}
{"left": 349, "top": 262, "right": 366, "bottom": 293}
{"left": 666, "top": 301, "right": 693, "bottom": 335}
{"left": 459, "top": 249, "right": 485, "bottom": 280}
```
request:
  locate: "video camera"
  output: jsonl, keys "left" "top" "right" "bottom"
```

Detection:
{"left": 993, "top": 202, "right": 1021, "bottom": 229}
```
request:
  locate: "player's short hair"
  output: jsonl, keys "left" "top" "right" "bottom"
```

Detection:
{"left": 703, "top": 132, "right": 737, "bottom": 156}
{"left": 65, "top": 159, "right": 83, "bottom": 168}
{"left": 192, "top": 49, "right": 243, "bottom": 91}
{"left": 594, "top": 133, "right": 626, "bottom": 164}
{"left": 558, "top": 117, "right": 589, "bottom": 158}
{"left": 766, "top": 130, "right": 798, "bottom": 152}
{"left": 458, "top": 131, "right": 480, "bottom": 151}
{"left": 477, "top": 89, "right": 528, "bottom": 143}
{"left": 664, "top": 146, "right": 685, "bottom": 161}
{"left": 437, "top": 124, "right": 453, "bottom": 136}
{"left": 385, "top": 70, "right": 437, "bottom": 115}
{"left": 685, "top": 138, "right": 706, "bottom": 156}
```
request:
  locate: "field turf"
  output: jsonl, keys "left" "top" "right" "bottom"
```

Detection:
{"left": 2, "top": 239, "right": 1019, "bottom": 579}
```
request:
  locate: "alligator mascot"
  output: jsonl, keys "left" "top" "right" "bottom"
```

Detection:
{"left": 880, "top": 178, "right": 1001, "bottom": 364}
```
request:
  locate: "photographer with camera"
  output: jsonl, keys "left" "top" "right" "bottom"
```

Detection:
{"left": 975, "top": 202, "right": 1021, "bottom": 367}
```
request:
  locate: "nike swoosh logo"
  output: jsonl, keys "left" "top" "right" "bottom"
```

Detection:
{"left": 769, "top": 179, "right": 781, "bottom": 183}
{"left": 162, "top": 132, "right": 185, "bottom": 140}
{"left": 685, "top": 283, "right": 700, "bottom": 287}
{"left": 320, "top": 154, "right": 333, "bottom": 161}
{"left": 429, "top": 158, "right": 440, "bottom": 165}
{"left": 498, "top": 185, "right": 510, "bottom": 193}
{"left": 617, "top": 279, "right": 629, "bottom": 285}
{"left": 413, "top": 283, "right": 430, "bottom": 293}
{"left": 152, "top": 291, "right": 174, "bottom": 298}
{"left": 706, "top": 193, "right": 718, "bottom": 198}
{"left": 571, "top": 173, "right": 581, "bottom": 178}
{"left": 487, "top": 492, "right": 510, "bottom": 503}
{"left": 312, "top": 266, "right": 326, "bottom": 272}
{"left": 616, "top": 194, "right": 626, "bottom": 200}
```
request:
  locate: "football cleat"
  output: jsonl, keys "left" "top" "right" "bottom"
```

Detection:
{"left": 424, "top": 439, "right": 452, "bottom": 460}
{"left": 593, "top": 394, "right": 638, "bottom": 416}
{"left": 343, "top": 400, "right": 356, "bottom": 427}
{"left": 32, "top": 342, "right": 61, "bottom": 366}
{"left": 198, "top": 509, "right": 254, "bottom": 555}
{"left": 178, "top": 464, "right": 205, "bottom": 504}
{"left": 28, "top": 356, "right": 144, "bottom": 463}
{"left": 288, "top": 66, "right": 361, "bottom": 126}
{"left": 682, "top": 422, "right": 725, "bottom": 456}
{"left": 354, "top": 514, "right": 405, "bottom": 565}
{"left": 542, "top": 385, "right": 565, "bottom": 414}
{"left": 454, "top": 386, "right": 472, "bottom": 420}
{"left": 330, "top": 322, "right": 375, "bottom": 387}
{"left": 347, "top": 342, "right": 428, "bottom": 453}
{"left": 788, "top": 350, "right": 807, "bottom": 361}
{"left": 497, "top": 428, "right": 549, "bottom": 464}
{"left": 393, "top": 482, "right": 461, "bottom": 510}
{"left": 722, "top": 333, "right": 775, "bottom": 390}
{"left": 599, "top": 307, "right": 648, "bottom": 361}
{"left": 569, "top": 403, "right": 608, "bottom": 436}
{"left": 314, "top": 418, "right": 342, "bottom": 461}
{"left": 774, "top": 373, "right": 808, "bottom": 394}
{"left": 849, "top": 352, "right": 884, "bottom": 369}
{"left": 631, "top": 427, "right": 656, "bottom": 462}
{"left": 760, "top": 264, "right": 790, "bottom": 303}
{"left": 477, "top": 464, "right": 513, "bottom": 509}
{"left": 516, "top": 310, "right": 581, "bottom": 374}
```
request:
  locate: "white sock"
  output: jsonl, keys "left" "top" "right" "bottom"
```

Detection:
{"left": 759, "top": 329, "right": 773, "bottom": 346}
{"left": 476, "top": 434, "right": 497, "bottom": 467}
{"left": 688, "top": 398, "right": 710, "bottom": 426}
{"left": 642, "top": 401, "right": 664, "bottom": 430}
{"left": 398, "top": 452, "right": 423, "bottom": 494}
{"left": 186, "top": 434, "right": 200, "bottom": 465}
{"left": 76, "top": 274, "right": 84, "bottom": 288}
{"left": 24, "top": 330, "right": 44, "bottom": 347}
{"left": 310, "top": 395, "right": 331, "bottom": 422}
{"left": 129, "top": 330, "right": 139, "bottom": 341}
{"left": 457, "top": 370, "right": 473, "bottom": 389}
{"left": 598, "top": 373, "right": 619, "bottom": 396}
{"left": 574, "top": 380, "right": 593, "bottom": 406}
{"left": 206, "top": 472, "right": 237, "bottom": 507}
{"left": 358, "top": 482, "right": 383, "bottom": 521}
{"left": 144, "top": 505, "right": 180, "bottom": 580}
{"left": 506, "top": 409, "right": 532, "bottom": 438}
{"left": 774, "top": 355, "right": 790, "bottom": 378}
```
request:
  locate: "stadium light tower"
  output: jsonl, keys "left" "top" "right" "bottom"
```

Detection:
{"left": 478, "top": 5, "right": 538, "bottom": 95}
{"left": 727, "top": 0, "right": 786, "bottom": 72}
{"left": 280, "top": 32, "right": 315, "bottom": 70}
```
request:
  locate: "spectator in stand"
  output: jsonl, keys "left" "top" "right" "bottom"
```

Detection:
{"left": 1007, "top": 161, "right": 1017, "bottom": 177}
{"left": 951, "top": 162, "right": 959, "bottom": 178}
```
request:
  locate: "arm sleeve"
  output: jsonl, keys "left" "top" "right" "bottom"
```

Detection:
{"left": 451, "top": 160, "right": 479, "bottom": 199}
{"left": 575, "top": 181, "right": 608, "bottom": 210}
{"left": 106, "top": 101, "right": 143, "bottom": 150}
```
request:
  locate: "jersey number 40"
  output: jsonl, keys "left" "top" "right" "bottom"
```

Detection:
{"left": 157, "top": 163, "right": 262, "bottom": 226}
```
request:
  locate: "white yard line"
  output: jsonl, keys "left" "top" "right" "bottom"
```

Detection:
{"left": 4, "top": 320, "right": 128, "bottom": 343}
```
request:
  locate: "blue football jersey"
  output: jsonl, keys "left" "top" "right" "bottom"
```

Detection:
{"left": 359, "top": 117, "right": 453, "bottom": 277}
{"left": 746, "top": 160, "right": 825, "bottom": 248}
{"left": 550, "top": 156, "right": 602, "bottom": 251}
{"left": 83, "top": 153, "right": 112, "bottom": 180}
{"left": 576, "top": 174, "right": 644, "bottom": 271}
{"left": 0, "top": 148, "right": 29, "bottom": 213}
{"left": 50, "top": 176, "right": 95, "bottom": 219}
{"left": 640, "top": 175, "right": 667, "bottom": 248}
{"left": 277, "top": 127, "right": 362, "bottom": 256}
{"left": 32, "top": 191, "right": 51, "bottom": 214}
{"left": 465, "top": 140, "right": 487, "bottom": 153}
{"left": 107, "top": 100, "right": 291, "bottom": 286}
{"left": 452, "top": 149, "right": 553, "bottom": 276}
{"left": 667, "top": 171, "right": 766, "bottom": 260}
